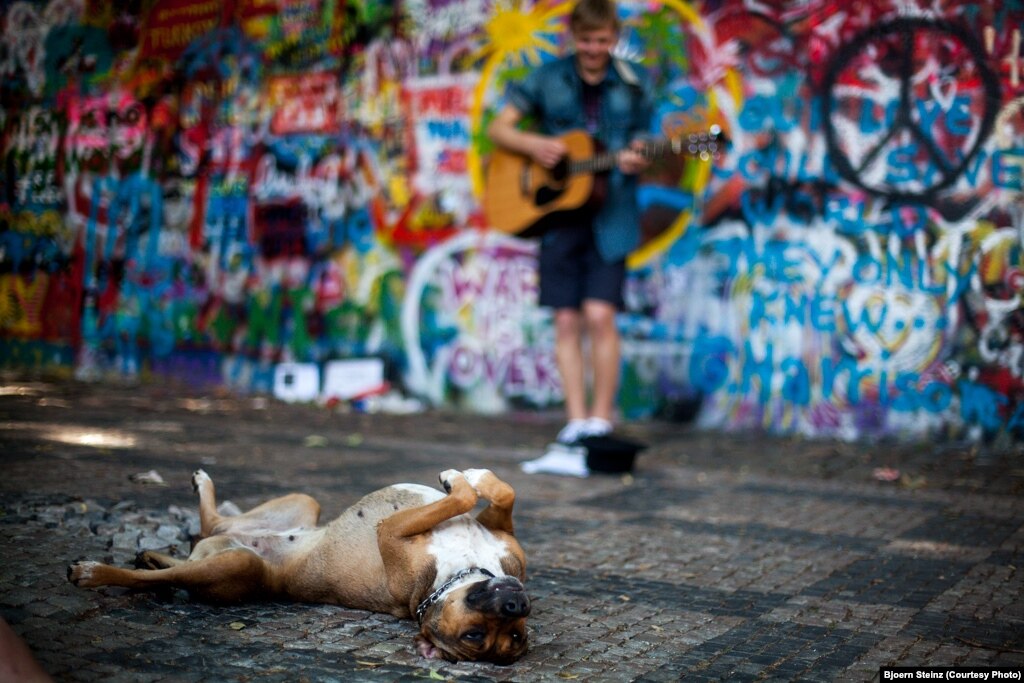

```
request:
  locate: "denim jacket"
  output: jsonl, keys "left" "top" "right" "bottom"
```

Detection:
{"left": 507, "top": 54, "right": 654, "bottom": 262}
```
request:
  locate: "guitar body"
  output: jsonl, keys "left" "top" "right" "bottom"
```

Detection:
{"left": 484, "top": 126, "right": 724, "bottom": 236}
{"left": 484, "top": 130, "right": 597, "bottom": 237}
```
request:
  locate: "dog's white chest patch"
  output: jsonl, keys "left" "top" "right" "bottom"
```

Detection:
{"left": 427, "top": 516, "right": 509, "bottom": 584}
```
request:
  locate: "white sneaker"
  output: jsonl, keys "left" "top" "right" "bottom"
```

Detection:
{"left": 555, "top": 419, "right": 589, "bottom": 445}
{"left": 581, "top": 417, "right": 612, "bottom": 438}
{"left": 521, "top": 444, "right": 589, "bottom": 477}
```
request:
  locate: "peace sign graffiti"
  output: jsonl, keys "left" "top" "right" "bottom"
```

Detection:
{"left": 821, "top": 18, "right": 1001, "bottom": 204}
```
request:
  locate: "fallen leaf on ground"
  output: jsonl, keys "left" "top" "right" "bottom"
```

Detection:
{"left": 899, "top": 474, "right": 927, "bottom": 490}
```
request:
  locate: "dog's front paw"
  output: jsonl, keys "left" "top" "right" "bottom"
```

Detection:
{"left": 192, "top": 469, "right": 211, "bottom": 494}
{"left": 67, "top": 560, "right": 102, "bottom": 587}
{"left": 439, "top": 469, "right": 463, "bottom": 493}
{"left": 462, "top": 469, "right": 492, "bottom": 492}
{"left": 462, "top": 469, "right": 513, "bottom": 507}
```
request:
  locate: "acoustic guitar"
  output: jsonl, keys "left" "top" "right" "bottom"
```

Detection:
{"left": 484, "top": 125, "right": 724, "bottom": 236}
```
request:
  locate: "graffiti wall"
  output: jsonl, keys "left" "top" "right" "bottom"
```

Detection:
{"left": 2, "top": 0, "right": 1022, "bottom": 441}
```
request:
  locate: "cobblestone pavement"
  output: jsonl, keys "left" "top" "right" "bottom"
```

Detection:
{"left": 1, "top": 378, "right": 1023, "bottom": 682}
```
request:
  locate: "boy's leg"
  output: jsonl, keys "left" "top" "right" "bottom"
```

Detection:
{"left": 583, "top": 298, "right": 620, "bottom": 423}
{"left": 554, "top": 308, "right": 587, "bottom": 424}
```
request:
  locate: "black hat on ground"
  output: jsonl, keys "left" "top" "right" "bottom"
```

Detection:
{"left": 579, "top": 434, "right": 647, "bottom": 474}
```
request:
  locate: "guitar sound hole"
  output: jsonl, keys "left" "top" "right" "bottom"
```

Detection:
{"left": 550, "top": 157, "right": 568, "bottom": 183}
{"left": 535, "top": 157, "right": 569, "bottom": 206}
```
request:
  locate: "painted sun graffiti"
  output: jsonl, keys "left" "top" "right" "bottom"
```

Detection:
{"left": 477, "top": 0, "right": 568, "bottom": 68}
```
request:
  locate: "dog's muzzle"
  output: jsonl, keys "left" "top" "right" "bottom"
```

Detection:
{"left": 466, "top": 575, "right": 531, "bottom": 618}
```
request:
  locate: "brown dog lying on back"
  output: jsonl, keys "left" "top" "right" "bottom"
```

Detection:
{"left": 68, "top": 468, "right": 531, "bottom": 664}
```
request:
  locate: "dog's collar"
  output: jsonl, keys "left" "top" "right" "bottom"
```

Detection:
{"left": 415, "top": 567, "right": 495, "bottom": 623}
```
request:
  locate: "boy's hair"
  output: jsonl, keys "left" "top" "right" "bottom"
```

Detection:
{"left": 569, "top": 0, "right": 620, "bottom": 33}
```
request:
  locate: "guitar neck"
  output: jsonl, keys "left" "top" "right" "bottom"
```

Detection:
{"left": 566, "top": 135, "right": 712, "bottom": 176}
{"left": 569, "top": 150, "right": 617, "bottom": 175}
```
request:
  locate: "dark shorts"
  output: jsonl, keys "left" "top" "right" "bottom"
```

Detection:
{"left": 537, "top": 214, "right": 626, "bottom": 310}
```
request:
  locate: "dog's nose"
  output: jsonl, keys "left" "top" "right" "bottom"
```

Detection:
{"left": 501, "top": 593, "right": 530, "bottom": 617}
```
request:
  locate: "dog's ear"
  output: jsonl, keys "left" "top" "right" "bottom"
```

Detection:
{"left": 414, "top": 633, "right": 442, "bottom": 660}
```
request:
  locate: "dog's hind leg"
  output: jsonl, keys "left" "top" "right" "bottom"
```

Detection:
{"left": 193, "top": 470, "right": 321, "bottom": 537}
{"left": 192, "top": 469, "right": 228, "bottom": 537}
{"left": 227, "top": 494, "right": 321, "bottom": 531}
{"left": 69, "top": 548, "right": 275, "bottom": 603}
